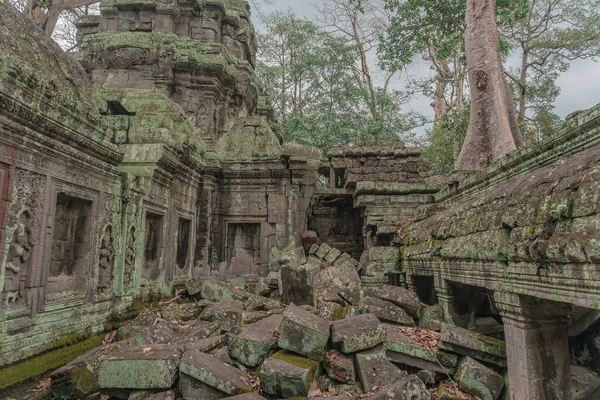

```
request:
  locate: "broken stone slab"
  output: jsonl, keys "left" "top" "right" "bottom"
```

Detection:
{"left": 416, "top": 370, "right": 437, "bottom": 386}
{"left": 259, "top": 351, "right": 320, "bottom": 398}
{"left": 183, "top": 320, "right": 222, "bottom": 342}
{"left": 254, "top": 277, "right": 273, "bottom": 297}
{"left": 365, "top": 285, "right": 422, "bottom": 318}
{"left": 184, "top": 335, "right": 227, "bottom": 352}
{"left": 215, "top": 346, "right": 234, "bottom": 365}
{"left": 323, "top": 349, "right": 356, "bottom": 384}
{"left": 438, "top": 324, "right": 506, "bottom": 367}
{"left": 179, "top": 349, "right": 252, "bottom": 395}
{"left": 419, "top": 304, "right": 444, "bottom": 332}
{"left": 229, "top": 314, "right": 283, "bottom": 367}
{"left": 356, "top": 345, "right": 405, "bottom": 392}
{"left": 362, "top": 375, "right": 431, "bottom": 400}
{"left": 160, "top": 303, "right": 201, "bottom": 322}
{"left": 186, "top": 278, "right": 205, "bottom": 298}
{"left": 325, "top": 247, "right": 342, "bottom": 263}
{"left": 280, "top": 262, "right": 319, "bottom": 307}
{"left": 384, "top": 324, "right": 457, "bottom": 374}
{"left": 315, "top": 243, "right": 333, "bottom": 259}
{"left": 51, "top": 343, "right": 121, "bottom": 397}
{"left": 360, "top": 297, "right": 415, "bottom": 326}
{"left": 338, "top": 287, "right": 363, "bottom": 306}
{"left": 133, "top": 308, "right": 158, "bottom": 326}
{"left": 278, "top": 304, "right": 331, "bottom": 361}
{"left": 200, "top": 300, "right": 244, "bottom": 331}
{"left": 316, "top": 301, "right": 345, "bottom": 321}
{"left": 244, "top": 295, "right": 284, "bottom": 312}
{"left": 201, "top": 280, "right": 254, "bottom": 303}
{"left": 98, "top": 345, "right": 181, "bottom": 390}
{"left": 572, "top": 365, "right": 600, "bottom": 400}
{"left": 179, "top": 373, "right": 228, "bottom": 400}
{"left": 117, "top": 321, "right": 184, "bottom": 345}
{"left": 332, "top": 313, "right": 387, "bottom": 353}
{"left": 454, "top": 357, "right": 503, "bottom": 400}
{"left": 316, "top": 265, "right": 361, "bottom": 297}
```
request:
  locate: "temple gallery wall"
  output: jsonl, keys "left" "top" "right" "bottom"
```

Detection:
{"left": 1, "top": 1, "right": 600, "bottom": 399}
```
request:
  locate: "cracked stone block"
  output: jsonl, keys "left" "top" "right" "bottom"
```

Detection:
{"left": 260, "top": 351, "right": 319, "bottom": 398}
{"left": 201, "top": 280, "right": 254, "bottom": 302}
{"left": 419, "top": 304, "right": 444, "bottom": 332}
{"left": 325, "top": 247, "right": 342, "bottom": 263}
{"left": 182, "top": 320, "right": 222, "bottom": 342}
{"left": 384, "top": 324, "right": 457, "bottom": 374}
{"left": 316, "top": 265, "right": 361, "bottom": 297}
{"left": 316, "top": 301, "right": 345, "bottom": 321}
{"left": 332, "top": 313, "right": 387, "bottom": 353}
{"left": 324, "top": 349, "right": 356, "bottom": 384}
{"left": 280, "top": 262, "right": 319, "bottom": 307}
{"left": 184, "top": 335, "right": 227, "bottom": 352}
{"left": 179, "top": 373, "right": 227, "bottom": 400}
{"left": 98, "top": 345, "right": 181, "bottom": 390}
{"left": 454, "top": 357, "right": 504, "bottom": 400}
{"left": 179, "top": 349, "right": 252, "bottom": 395}
{"left": 360, "top": 297, "right": 415, "bottom": 326}
{"left": 229, "top": 314, "right": 283, "bottom": 367}
{"left": 278, "top": 304, "right": 331, "bottom": 361}
{"left": 160, "top": 303, "right": 201, "bottom": 322}
{"left": 438, "top": 324, "right": 506, "bottom": 367}
{"left": 315, "top": 243, "right": 333, "bottom": 259}
{"left": 362, "top": 374, "right": 431, "bottom": 400}
{"left": 355, "top": 345, "right": 405, "bottom": 392}
{"left": 200, "top": 300, "right": 244, "bottom": 331}
{"left": 365, "top": 285, "right": 422, "bottom": 318}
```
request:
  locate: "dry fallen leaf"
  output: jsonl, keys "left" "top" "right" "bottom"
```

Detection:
{"left": 102, "top": 330, "right": 117, "bottom": 345}
{"left": 142, "top": 347, "right": 152, "bottom": 353}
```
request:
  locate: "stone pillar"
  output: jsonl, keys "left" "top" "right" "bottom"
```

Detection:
{"left": 494, "top": 292, "right": 573, "bottom": 400}
{"left": 434, "top": 277, "right": 472, "bottom": 328}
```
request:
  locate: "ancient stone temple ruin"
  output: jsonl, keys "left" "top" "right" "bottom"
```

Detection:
{"left": 2, "top": 0, "right": 600, "bottom": 399}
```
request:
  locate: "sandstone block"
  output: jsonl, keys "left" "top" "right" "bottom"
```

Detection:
{"left": 324, "top": 349, "right": 356, "bottom": 384}
{"left": 98, "top": 345, "right": 181, "bottom": 390}
{"left": 332, "top": 313, "right": 387, "bottom": 353}
{"left": 229, "top": 314, "right": 283, "bottom": 367}
{"left": 439, "top": 324, "right": 506, "bottom": 367}
{"left": 454, "top": 357, "right": 503, "bottom": 400}
{"left": 278, "top": 304, "right": 331, "bottom": 361}
{"left": 280, "top": 262, "right": 319, "bottom": 307}
{"left": 356, "top": 345, "right": 404, "bottom": 392}
{"left": 419, "top": 304, "right": 444, "bottom": 332}
{"left": 179, "top": 350, "right": 252, "bottom": 395}
{"left": 260, "top": 351, "right": 319, "bottom": 397}
{"left": 360, "top": 297, "right": 415, "bottom": 326}
{"left": 362, "top": 375, "right": 431, "bottom": 399}
{"left": 366, "top": 285, "right": 422, "bottom": 318}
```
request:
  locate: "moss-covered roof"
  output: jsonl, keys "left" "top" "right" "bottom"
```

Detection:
{"left": 0, "top": 3, "right": 98, "bottom": 111}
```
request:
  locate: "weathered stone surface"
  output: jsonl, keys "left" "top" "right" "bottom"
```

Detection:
{"left": 254, "top": 278, "right": 273, "bottom": 297}
{"left": 184, "top": 335, "right": 227, "bottom": 352}
{"left": 229, "top": 314, "right": 283, "bottom": 367}
{"left": 260, "top": 351, "right": 319, "bottom": 397}
{"left": 417, "top": 370, "right": 437, "bottom": 386}
{"left": 356, "top": 345, "right": 405, "bottom": 392}
{"left": 316, "top": 265, "right": 362, "bottom": 296}
{"left": 179, "top": 350, "right": 252, "bottom": 395}
{"left": 160, "top": 303, "right": 201, "bottom": 322}
{"left": 278, "top": 304, "right": 331, "bottom": 361}
{"left": 182, "top": 320, "right": 222, "bottom": 342}
{"left": 436, "top": 382, "right": 463, "bottom": 400}
{"left": 360, "top": 297, "right": 415, "bottom": 326}
{"left": 454, "top": 357, "right": 504, "bottom": 400}
{"left": 200, "top": 301, "right": 245, "bottom": 331}
{"left": 572, "top": 365, "right": 600, "bottom": 400}
{"left": 323, "top": 349, "right": 356, "bottom": 384}
{"left": 419, "top": 304, "right": 444, "bottom": 332}
{"left": 316, "top": 301, "right": 345, "bottom": 320}
{"left": 338, "top": 287, "right": 364, "bottom": 306}
{"left": 332, "top": 313, "right": 387, "bottom": 353}
{"left": 362, "top": 375, "right": 431, "bottom": 399}
{"left": 98, "top": 345, "right": 181, "bottom": 390}
{"left": 366, "top": 285, "right": 422, "bottom": 318}
{"left": 133, "top": 308, "right": 158, "bottom": 326}
{"left": 179, "top": 373, "right": 228, "bottom": 400}
{"left": 315, "top": 243, "right": 333, "bottom": 259}
{"left": 201, "top": 281, "right": 254, "bottom": 303}
{"left": 384, "top": 324, "right": 457, "bottom": 374}
{"left": 439, "top": 324, "right": 506, "bottom": 367}
{"left": 244, "top": 295, "right": 284, "bottom": 312}
{"left": 280, "top": 262, "right": 319, "bottom": 307}
{"left": 51, "top": 344, "right": 120, "bottom": 397}
{"left": 117, "top": 321, "right": 183, "bottom": 345}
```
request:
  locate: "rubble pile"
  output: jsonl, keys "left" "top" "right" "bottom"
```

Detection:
{"left": 48, "top": 245, "right": 600, "bottom": 400}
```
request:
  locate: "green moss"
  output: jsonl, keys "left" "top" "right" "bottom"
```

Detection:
{"left": 332, "top": 306, "right": 345, "bottom": 321}
{"left": 0, "top": 334, "right": 104, "bottom": 390}
{"left": 70, "top": 366, "right": 99, "bottom": 394}
{"left": 271, "top": 351, "right": 319, "bottom": 371}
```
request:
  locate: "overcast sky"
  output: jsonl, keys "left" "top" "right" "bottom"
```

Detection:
{"left": 253, "top": 0, "right": 600, "bottom": 136}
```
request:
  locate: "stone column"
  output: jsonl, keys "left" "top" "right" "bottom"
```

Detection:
{"left": 494, "top": 291, "right": 573, "bottom": 400}
{"left": 435, "top": 277, "right": 472, "bottom": 328}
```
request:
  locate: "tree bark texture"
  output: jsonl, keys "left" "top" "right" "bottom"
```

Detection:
{"left": 455, "top": 0, "right": 523, "bottom": 171}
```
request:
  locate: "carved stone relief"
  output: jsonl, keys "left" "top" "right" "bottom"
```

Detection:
{"left": 124, "top": 226, "right": 136, "bottom": 287}
{"left": 97, "top": 225, "right": 114, "bottom": 294}
{"left": 2, "top": 211, "right": 34, "bottom": 308}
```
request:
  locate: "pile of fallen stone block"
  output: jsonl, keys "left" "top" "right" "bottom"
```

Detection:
{"left": 48, "top": 246, "right": 600, "bottom": 400}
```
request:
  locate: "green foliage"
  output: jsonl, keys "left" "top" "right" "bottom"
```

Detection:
{"left": 257, "top": 10, "right": 422, "bottom": 153}
{"left": 421, "top": 104, "right": 470, "bottom": 174}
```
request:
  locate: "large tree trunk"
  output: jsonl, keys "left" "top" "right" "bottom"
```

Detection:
{"left": 455, "top": 0, "right": 523, "bottom": 171}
